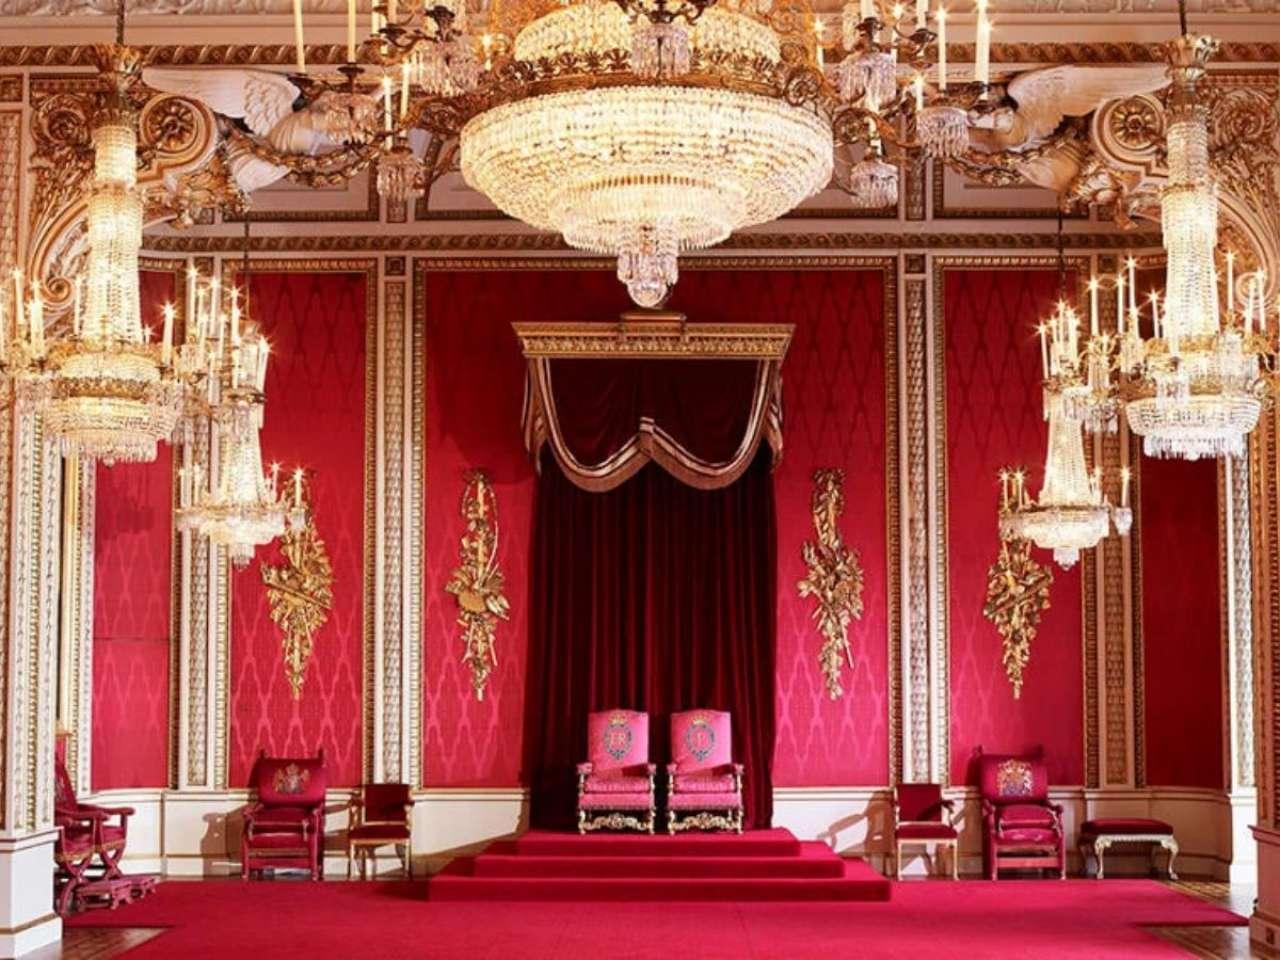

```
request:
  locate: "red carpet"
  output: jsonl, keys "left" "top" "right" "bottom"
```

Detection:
{"left": 67, "top": 873, "right": 1244, "bottom": 959}
{"left": 428, "top": 828, "right": 889, "bottom": 901}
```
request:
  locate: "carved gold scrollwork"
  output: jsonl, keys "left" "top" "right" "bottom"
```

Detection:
{"left": 982, "top": 534, "right": 1053, "bottom": 699}
{"left": 261, "top": 508, "right": 335, "bottom": 700}
{"left": 444, "top": 470, "right": 510, "bottom": 702}
{"left": 797, "top": 469, "right": 865, "bottom": 700}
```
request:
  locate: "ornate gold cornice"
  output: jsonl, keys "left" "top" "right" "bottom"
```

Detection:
{"left": 513, "top": 315, "right": 794, "bottom": 360}
{"left": 2, "top": 42, "right": 1279, "bottom": 68}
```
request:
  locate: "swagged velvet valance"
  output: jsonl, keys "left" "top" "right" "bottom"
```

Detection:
{"left": 515, "top": 318, "right": 794, "bottom": 491}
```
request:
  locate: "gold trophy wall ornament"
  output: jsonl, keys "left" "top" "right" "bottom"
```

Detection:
{"left": 261, "top": 471, "right": 334, "bottom": 700}
{"left": 445, "top": 470, "right": 510, "bottom": 702}
{"left": 797, "top": 469, "right": 865, "bottom": 700}
{"left": 983, "top": 474, "right": 1054, "bottom": 699}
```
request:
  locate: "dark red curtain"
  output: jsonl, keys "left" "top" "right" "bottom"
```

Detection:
{"left": 524, "top": 448, "right": 777, "bottom": 828}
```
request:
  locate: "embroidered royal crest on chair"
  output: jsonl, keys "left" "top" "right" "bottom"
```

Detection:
{"left": 995, "top": 759, "right": 1034, "bottom": 798}
{"left": 684, "top": 716, "right": 717, "bottom": 763}
{"left": 602, "top": 713, "right": 634, "bottom": 761}
{"left": 273, "top": 763, "right": 311, "bottom": 796}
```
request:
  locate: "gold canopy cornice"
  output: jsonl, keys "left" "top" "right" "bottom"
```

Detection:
{"left": 512, "top": 315, "right": 794, "bottom": 361}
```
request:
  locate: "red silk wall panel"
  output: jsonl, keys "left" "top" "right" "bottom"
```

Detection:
{"left": 91, "top": 269, "right": 176, "bottom": 790}
{"left": 945, "top": 269, "right": 1084, "bottom": 786}
{"left": 1141, "top": 456, "right": 1223, "bottom": 789}
{"left": 423, "top": 267, "right": 891, "bottom": 787}
{"left": 229, "top": 272, "right": 368, "bottom": 786}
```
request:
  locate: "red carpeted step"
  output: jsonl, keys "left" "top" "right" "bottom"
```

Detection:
{"left": 427, "top": 858, "right": 889, "bottom": 902}
{"left": 493, "top": 827, "right": 802, "bottom": 858}
{"left": 467, "top": 845, "right": 845, "bottom": 879}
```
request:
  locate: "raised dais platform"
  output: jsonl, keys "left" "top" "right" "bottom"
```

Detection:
{"left": 427, "top": 828, "right": 890, "bottom": 902}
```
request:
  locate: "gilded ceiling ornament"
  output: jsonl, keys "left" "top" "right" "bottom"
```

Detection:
{"left": 261, "top": 502, "right": 335, "bottom": 699}
{"left": 982, "top": 533, "right": 1053, "bottom": 699}
{"left": 445, "top": 470, "right": 510, "bottom": 702}
{"left": 797, "top": 469, "right": 865, "bottom": 700}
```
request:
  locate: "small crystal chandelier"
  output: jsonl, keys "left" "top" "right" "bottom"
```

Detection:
{"left": 1, "top": 36, "right": 184, "bottom": 465}
{"left": 174, "top": 235, "right": 294, "bottom": 568}
{"left": 1116, "top": 13, "right": 1261, "bottom": 460}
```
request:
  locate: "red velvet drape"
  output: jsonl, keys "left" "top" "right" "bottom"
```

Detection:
{"left": 525, "top": 448, "right": 777, "bottom": 828}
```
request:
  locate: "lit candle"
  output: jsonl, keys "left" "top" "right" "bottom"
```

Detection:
{"left": 347, "top": 0, "right": 357, "bottom": 62}
{"left": 271, "top": 462, "right": 281, "bottom": 499}
{"left": 293, "top": 468, "right": 303, "bottom": 509}
{"left": 400, "top": 60, "right": 410, "bottom": 117}
{"left": 1000, "top": 469, "right": 1009, "bottom": 509}
{"left": 913, "top": 73, "right": 924, "bottom": 111}
{"left": 481, "top": 33, "right": 494, "bottom": 71}
{"left": 292, "top": 0, "right": 307, "bottom": 73}
{"left": 1226, "top": 250, "right": 1235, "bottom": 315}
{"left": 1115, "top": 270, "right": 1124, "bottom": 333}
{"left": 382, "top": 75, "right": 393, "bottom": 133}
{"left": 162, "top": 302, "right": 175, "bottom": 365}
{"left": 915, "top": 0, "right": 927, "bottom": 29}
{"left": 814, "top": 18, "right": 825, "bottom": 70}
{"left": 1120, "top": 467, "right": 1131, "bottom": 508}
{"left": 1088, "top": 275, "right": 1099, "bottom": 338}
{"left": 1149, "top": 291, "right": 1161, "bottom": 339}
{"left": 936, "top": 7, "right": 947, "bottom": 90}
{"left": 860, "top": 0, "right": 874, "bottom": 22}
{"left": 1127, "top": 256, "right": 1137, "bottom": 314}
{"left": 974, "top": 0, "right": 990, "bottom": 87}
{"left": 371, "top": 5, "right": 382, "bottom": 36}
{"left": 1038, "top": 323, "right": 1048, "bottom": 378}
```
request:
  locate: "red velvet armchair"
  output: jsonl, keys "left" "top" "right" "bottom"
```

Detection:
{"left": 978, "top": 753, "right": 1065, "bottom": 880}
{"left": 347, "top": 783, "right": 414, "bottom": 878}
{"left": 242, "top": 749, "right": 327, "bottom": 880}
{"left": 893, "top": 783, "right": 958, "bottom": 880}
{"left": 577, "top": 710, "right": 656, "bottom": 833}
{"left": 666, "top": 710, "right": 743, "bottom": 834}
{"left": 53, "top": 754, "right": 134, "bottom": 914}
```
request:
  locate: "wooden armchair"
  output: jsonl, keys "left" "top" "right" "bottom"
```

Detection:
{"left": 347, "top": 783, "right": 415, "bottom": 879}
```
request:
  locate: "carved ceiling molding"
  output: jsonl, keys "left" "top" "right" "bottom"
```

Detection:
{"left": 2, "top": 41, "right": 1280, "bottom": 69}
{"left": 26, "top": 73, "right": 220, "bottom": 311}
{"left": 141, "top": 230, "right": 1161, "bottom": 254}
{"left": 1092, "top": 68, "right": 1280, "bottom": 296}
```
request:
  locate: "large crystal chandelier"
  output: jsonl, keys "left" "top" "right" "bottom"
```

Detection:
{"left": 1001, "top": 296, "right": 1131, "bottom": 569}
{"left": 1, "top": 42, "right": 184, "bottom": 465}
{"left": 174, "top": 255, "right": 293, "bottom": 568}
{"left": 265, "top": 0, "right": 996, "bottom": 307}
{"left": 1116, "top": 28, "right": 1261, "bottom": 460}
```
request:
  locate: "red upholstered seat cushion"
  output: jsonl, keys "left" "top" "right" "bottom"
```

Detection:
{"left": 578, "top": 791, "right": 653, "bottom": 809}
{"left": 584, "top": 773, "right": 652, "bottom": 794}
{"left": 349, "top": 824, "right": 411, "bottom": 842}
{"left": 57, "top": 826, "right": 95, "bottom": 858}
{"left": 896, "top": 823, "right": 958, "bottom": 840}
{"left": 1080, "top": 818, "right": 1173, "bottom": 835}
{"left": 249, "top": 805, "right": 315, "bottom": 828}
{"left": 668, "top": 791, "right": 741, "bottom": 810}
{"left": 991, "top": 827, "right": 1059, "bottom": 846}
{"left": 997, "top": 803, "right": 1057, "bottom": 829}
{"left": 673, "top": 771, "right": 737, "bottom": 793}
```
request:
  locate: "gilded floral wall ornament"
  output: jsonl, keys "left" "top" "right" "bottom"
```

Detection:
{"left": 797, "top": 469, "right": 865, "bottom": 700}
{"left": 445, "top": 470, "right": 510, "bottom": 702}
{"left": 261, "top": 502, "right": 334, "bottom": 699}
{"left": 982, "top": 533, "right": 1053, "bottom": 699}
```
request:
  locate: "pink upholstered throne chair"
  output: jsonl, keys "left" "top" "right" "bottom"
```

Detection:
{"left": 978, "top": 752, "right": 1065, "bottom": 879}
{"left": 893, "top": 783, "right": 959, "bottom": 880}
{"left": 577, "top": 710, "right": 657, "bottom": 833}
{"left": 666, "top": 709, "right": 744, "bottom": 834}
{"left": 241, "top": 749, "right": 327, "bottom": 879}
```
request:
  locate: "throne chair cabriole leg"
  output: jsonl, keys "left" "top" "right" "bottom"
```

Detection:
{"left": 1094, "top": 837, "right": 1112, "bottom": 880}
{"left": 1162, "top": 837, "right": 1180, "bottom": 880}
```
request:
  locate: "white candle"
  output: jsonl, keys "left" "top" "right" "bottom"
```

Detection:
{"left": 162, "top": 302, "right": 175, "bottom": 365}
{"left": 936, "top": 7, "right": 947, "bottom": 90}
{"left": 913, "top": 73, "right": 924, "bottom": 111}
{"left": 12, "top": 269, "right": 22, "bottom": 338}
{"left": 814, "top": 19, "right": 824, "bottom": 70}
{"left": 29, "top": 281, "right": 43, "bottom": 355}
{"left": 974, "top": 0, "right": 990, "bottom": 86}
{"left": 400, "top": 61, "right": 410, "bottom": 117}
{"left": 1038, "top": 323, "right": 1048, "bottom": 378}
{"left": 371, "top": 6, "right": 382, "bottom": 35}
{"left": 293, "top": 469, "right": 303, "bottom": 508}
{"left": 271, "top": 462, "right": 281, "bottom": 499}
{"left": 347, "top": 0, "right": 357, "bottom": 61}
{"left": 860, "top": 0, "right": 874, "bottom": 22}
{"left": 915, "top": 0, "right": 927, "bottom": 29}
{"left": 1000, "top": 470, "right": 1009, "bottom": 508}
{"left": 1150, "top": 292, "right": 1161, "bottom": 339}
{"left": 1127, "top": 257, "right": 1137, "bottom": 314}
{"left": 1121, "top": 467, "right": 1130, "bottom": 508}
{"left": 292, "top": 0, "right": 307, "bottom": 74}
{"left": 382, "top": 75, "right": 393, "bottom": 133}
{"left": 1115, "top": 270, "right": 1124, "bottom": 333}
{"left": 1226, "top": 250, "right": 1235, "bottom": 315}
{"left": 1089, "top": 276, "right": 1099, "bottom": 338}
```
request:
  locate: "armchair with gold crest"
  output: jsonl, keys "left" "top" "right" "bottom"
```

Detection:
{"left": 241, "top": 749, "right": 328, "bottom": 880}
{"left": 977, "top": 750, "right": 1065, "bottom": 880}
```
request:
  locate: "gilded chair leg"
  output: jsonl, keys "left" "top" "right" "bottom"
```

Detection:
{"left": 895, "top": 843, "right": 902, "bottom": 881}
{"left": 667, "top": 810, "right": 676, "bottom": 835}
{"left": 952, "top": 842, "right": 959, "bottom": 880}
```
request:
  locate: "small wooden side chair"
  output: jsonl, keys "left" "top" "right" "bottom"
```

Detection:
{"left": 347, "top": 783, "right": 414, "bottom": 879}
{"left": 893, "top": 783, "right": 959, "bottom": 880}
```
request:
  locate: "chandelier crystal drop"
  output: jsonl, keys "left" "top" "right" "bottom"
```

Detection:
{"left": 377, "top": 139, "right": 427, "bottom": 205}
{"left": 16, "top": 44, "right": 185, "bottom": 465}
{"left": 916, "top": 104, "right": 969, "bottom": 160}
{"left": 847, "top": 154, "right": 898, "bottom": 209}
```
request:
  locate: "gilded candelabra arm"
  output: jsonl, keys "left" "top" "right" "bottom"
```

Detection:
{"left": 797, "top": 469, "right": 865, "bottom": 700}
{"left": 444, "top": 470, "right": 510, "bottom": 701}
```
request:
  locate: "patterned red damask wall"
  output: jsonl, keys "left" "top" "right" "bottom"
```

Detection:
{"left": 1141, "top": 456, "right": 1223, "bottom": 789}
{"left": 944, "top": 269, "right": 1084, "bottom": 786}
{"left": 91, "top": 269, "right": 176, "bottom": 790}
{"left": 423, "top": 268, "right": 890, "bottom": 786}
{"left": 228, "top": 272, "right": 368, "bottom": 786}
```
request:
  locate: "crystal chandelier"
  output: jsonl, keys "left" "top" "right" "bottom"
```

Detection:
{"left": 1117, "top": 27, "right": 1261, "bottom": 460}
{"left": 264, "top": 0, "right": 997, "bottom": 307}
{"left": 174, "top": 247, "right": 294, "bottom": 568}
{"left": 1, "top": 41, "right": 184, "bottom": 465}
